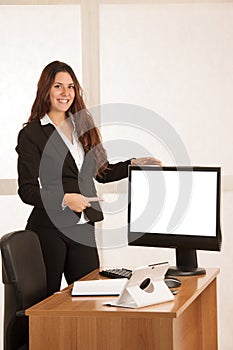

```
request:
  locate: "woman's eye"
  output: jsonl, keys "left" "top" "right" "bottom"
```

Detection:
{"left": 53, "top": 84, "right": 74, "bottom": 89}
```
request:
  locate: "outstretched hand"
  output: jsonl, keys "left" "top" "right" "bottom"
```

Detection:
{"left": 63, "top": 194, "right": 104, "bottom": 213}
{"left": 131, "top": 157, "right": 162, "bottom": 167}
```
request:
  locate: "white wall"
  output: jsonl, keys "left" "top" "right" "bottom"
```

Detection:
{"left": 100, "top": 2, "right": 233, "bottom": 174}
{"left": 0, "top": 4, "right": 82, "bottom": 179}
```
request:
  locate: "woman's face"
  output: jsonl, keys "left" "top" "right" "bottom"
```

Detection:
{"left": 49, "top": 71, "right": 75, "bottom": 115}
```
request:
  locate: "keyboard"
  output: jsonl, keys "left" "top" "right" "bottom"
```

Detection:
{"left": 99, "top": 268, "right": 132, "bottom": 279}
{"left": 99, "top": 268, "right": 182, "bottom": 289}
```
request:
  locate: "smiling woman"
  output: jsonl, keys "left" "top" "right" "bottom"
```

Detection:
{"left": 26, "top": 61, "right": 109, "bottom": 177}
{"left": 15, "top": 60, "right": 161, "bottom": 298}
{"left": 15, "top": 60, "right": 109, "bottom": 296}
{"left": 49, "top": 72, "right": 76, "bottom": 125}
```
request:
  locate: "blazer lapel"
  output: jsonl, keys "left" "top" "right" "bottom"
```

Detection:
{"left": 41, "top": 123, "right": 79, "bottom": 175}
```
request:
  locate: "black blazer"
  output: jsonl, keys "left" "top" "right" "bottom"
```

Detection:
{"left": 16, "top": 121, "right": 131, "bottom": 229}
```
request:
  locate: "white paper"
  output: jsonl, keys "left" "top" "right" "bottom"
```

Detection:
{"left": 72, "top": 278, "right": 128, "bottom": 296}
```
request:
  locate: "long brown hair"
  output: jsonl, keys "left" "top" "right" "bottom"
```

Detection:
{"left": 27, "top": 61, "right": 108, "bottom": 176}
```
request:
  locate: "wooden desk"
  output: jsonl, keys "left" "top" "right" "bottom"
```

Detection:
{"left": 26, "top": 268, "right": 219, "bottom": 350}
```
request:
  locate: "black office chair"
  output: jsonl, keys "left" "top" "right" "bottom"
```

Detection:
{"left": 0, "top": 230, "right": 47, "bottom": 350}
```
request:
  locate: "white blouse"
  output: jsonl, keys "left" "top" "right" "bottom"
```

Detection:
{"left": 40, "top": 114, "right": 88, "bottom": 224}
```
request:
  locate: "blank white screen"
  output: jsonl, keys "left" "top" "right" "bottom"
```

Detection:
{"left": 130, "top": 169, "right": 217, "bottom": 237}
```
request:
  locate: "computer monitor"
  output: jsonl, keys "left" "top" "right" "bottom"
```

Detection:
{"left": 128, "top": 166, "right": 222, "bottom": 276}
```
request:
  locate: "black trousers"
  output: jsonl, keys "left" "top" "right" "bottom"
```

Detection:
{"left": 26, "top": 221, "right": 99, "bottom": 297}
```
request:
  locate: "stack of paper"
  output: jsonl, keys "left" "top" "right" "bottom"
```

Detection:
{"left": 72, "top": 278, "right": 128, "bottom": 296}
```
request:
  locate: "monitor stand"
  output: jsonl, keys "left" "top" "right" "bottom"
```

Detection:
{"left": 166, "top": 248, "right": 206, "bottom": 276}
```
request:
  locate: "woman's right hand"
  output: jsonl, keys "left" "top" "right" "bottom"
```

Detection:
{"left": 63, "top": 193, "right": 91, "bottom": 213}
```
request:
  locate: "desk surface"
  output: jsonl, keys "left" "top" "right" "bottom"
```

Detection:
{"left": 26, "top": 267, "right": 219, "bottom": 319}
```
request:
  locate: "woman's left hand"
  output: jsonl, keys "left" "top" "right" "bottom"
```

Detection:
{"left": 131, "top": 157, "right": 163, "bottom": 167}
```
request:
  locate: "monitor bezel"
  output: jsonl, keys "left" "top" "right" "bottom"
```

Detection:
{"left": 128, "top": 165, "right": 222, "bottom": 252}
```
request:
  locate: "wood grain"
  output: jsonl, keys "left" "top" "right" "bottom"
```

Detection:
{"left": 27, "top": 268, "right": 219, "bottom": 350}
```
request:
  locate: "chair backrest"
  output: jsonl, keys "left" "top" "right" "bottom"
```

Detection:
{"left": 0, "top": 230, "right": 47, "bottom": 350}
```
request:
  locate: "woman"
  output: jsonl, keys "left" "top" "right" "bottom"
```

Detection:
{"left": 16, "top": 61, "right": 162, "bottom": 296}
